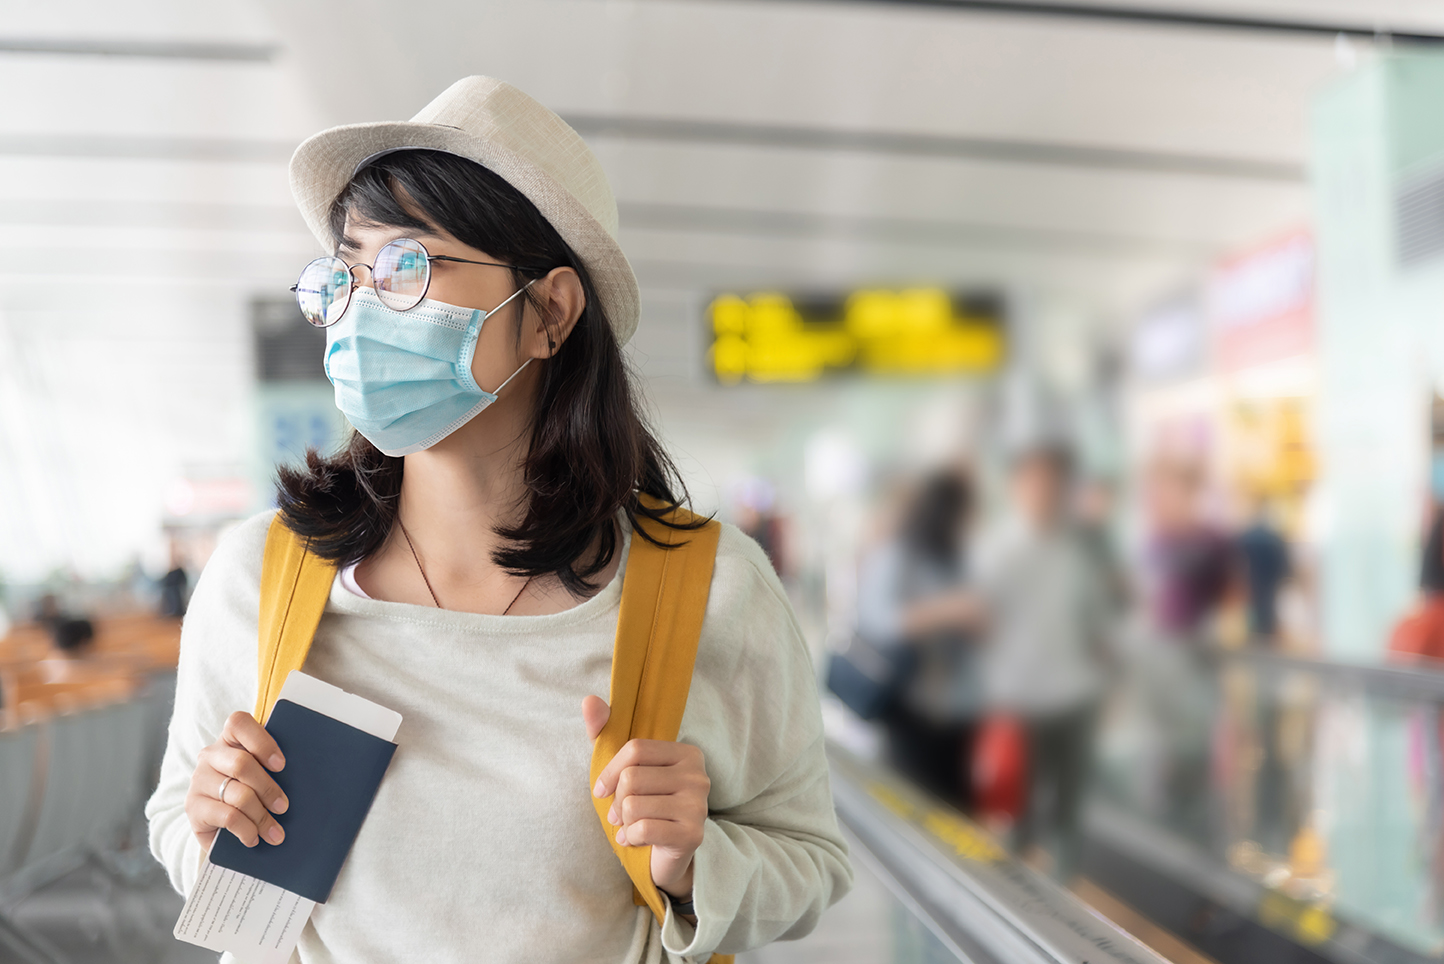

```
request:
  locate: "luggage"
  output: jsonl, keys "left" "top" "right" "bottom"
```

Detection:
{"left": 826, "top": 635, "right": 914, "bottom": 721}
{"left": 972, "top": 714, "right": 1028, "bottom": 825}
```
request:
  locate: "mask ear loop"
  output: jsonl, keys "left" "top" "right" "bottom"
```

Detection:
{"left": 483, "top": 277, "right": 541, "bottom": 396}
{"left": 489, "top": 356, "right": 532, "bottom": 396}
{"left": 488, "top": 276, "right": 537, "bottom": 315}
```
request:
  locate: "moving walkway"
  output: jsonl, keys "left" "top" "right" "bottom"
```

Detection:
{"left": 811, "top": 742, "right": 1173, "bottom": 964}
{"left": 803, "top": 647, "right": 1444, "bottom": 964}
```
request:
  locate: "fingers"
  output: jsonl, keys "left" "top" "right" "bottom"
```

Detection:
{"left": 188, "top": 794, "right": 265, "bottom": 848}
{"left": 614, "top": 795, "right": 706, "bottom": 850}
{"left": 184, "top": 712, "right": 290, "bottom": 852}
{"left": 582, "top": 695, "right": 610, "bottom": 742}
{"left": 186, "top": 761, "right": 288, "bottom": 848}
{"left": 618, "top": 819, "right": 698, "bottom": 849}
{"left": 605, "top": 765, "right": 686, "bottom": 823}
{"left": 593, "top": 739, "right": 696, "bottom": 798}
{"left": 617, "top": 764, "right": 677, "bottom": 798}
{"left": 221, "top": 710, "right": 286, "bottom": 772}
{"left": 592, "top": 737, "right": 709, "bottom": 872}
{"left": 601, "top": 747, "right": 710, "bottom": 848}
{"left": 200, "top": 743, "right": 289, "bottom": 816}
{"left": 616, "top": 770, "right": 709, "bottom": 825}
{"left": 226, "top": 780, "right": 287, "bottom": 846}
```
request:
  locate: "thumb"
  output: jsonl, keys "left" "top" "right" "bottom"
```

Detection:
{"left": 582, "top": 694, "right": 611, "bottom": 742}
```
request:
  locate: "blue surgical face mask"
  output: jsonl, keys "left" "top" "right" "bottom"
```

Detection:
{"left": 324, "top": 283, "right": 534, "bottom": 457}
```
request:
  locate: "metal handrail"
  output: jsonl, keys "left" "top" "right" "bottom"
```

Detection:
{"left": 1218, "top": 645, "right": 1444, "bottom": 703}
{"left": 827, "top": 741, "right": 1172, "bottom": 964}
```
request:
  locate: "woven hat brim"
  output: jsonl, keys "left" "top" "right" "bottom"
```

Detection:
{"left": 289, "top": 121, "right": 639, "bottom": 346}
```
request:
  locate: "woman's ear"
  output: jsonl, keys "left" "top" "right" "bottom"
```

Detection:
{"left": 525, "top": 267, "right": 585, "bottom": 359}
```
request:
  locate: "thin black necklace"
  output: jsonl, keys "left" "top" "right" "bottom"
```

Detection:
{"left": 395, "top": 516, "right": 530, "bottom": 615}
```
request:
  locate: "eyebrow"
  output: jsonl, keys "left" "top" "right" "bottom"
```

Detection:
{"left": 336, "top": 229, "right": 442, "bottom": 257}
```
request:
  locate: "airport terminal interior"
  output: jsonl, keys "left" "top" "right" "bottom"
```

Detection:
{"left": 6, "top": 1, "right": 1444, "bottom": 962}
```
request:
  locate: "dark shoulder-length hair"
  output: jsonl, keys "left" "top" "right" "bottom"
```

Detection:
{"left": 900, "top": 469, "right": 972, "bottom": 569}
{"left": 275, "top": 149, "right": 696, "bottom": 595}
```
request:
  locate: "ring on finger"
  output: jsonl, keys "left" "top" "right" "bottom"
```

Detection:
{"left": 218, "top": 776, "right": 235, "bottom": 804}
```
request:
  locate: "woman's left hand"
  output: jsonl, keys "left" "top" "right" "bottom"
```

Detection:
{"left": 585, "top": 696, "right": 710, "bottom": 898}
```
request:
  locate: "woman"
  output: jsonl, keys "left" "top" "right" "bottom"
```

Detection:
{"left": 146, "top": 77, "right": 850, "bottom": 962}
{"left": 855, "top": 468, "right": 981, "bottom": 807}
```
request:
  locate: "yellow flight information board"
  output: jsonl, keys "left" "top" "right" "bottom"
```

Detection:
{"left": 708, "top": 288, "right": 1005, "bottom": 384}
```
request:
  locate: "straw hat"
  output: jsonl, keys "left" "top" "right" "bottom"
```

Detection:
{"left": 289, "top": 76, "right": 640, "bottom": 345}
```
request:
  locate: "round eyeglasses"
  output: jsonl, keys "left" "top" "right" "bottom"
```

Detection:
{"left": 291, "top": 237, "right": 549, "bottom": 328}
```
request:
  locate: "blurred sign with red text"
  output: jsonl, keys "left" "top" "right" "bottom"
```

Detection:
{"left": 1208, "top": 229, "right": 1314, "bottom": 373}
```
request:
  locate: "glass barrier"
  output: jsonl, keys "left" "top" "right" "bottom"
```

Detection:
{"left": 1094, "top": 646, "right": 1444, "bottom": 963}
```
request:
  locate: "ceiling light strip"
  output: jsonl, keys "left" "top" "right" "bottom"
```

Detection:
{"left": 820, "top": 0, "right": 1444, "bottom": 43}
{"left": 566, "top": 114, "right": 1303, "bottom": 181}
{"left": 0, "top": 38, "right": 278, "bottom": 61}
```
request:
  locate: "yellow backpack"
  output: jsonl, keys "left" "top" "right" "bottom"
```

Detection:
{"left": 252, "top": 502, "right": 731, "bottom": 963}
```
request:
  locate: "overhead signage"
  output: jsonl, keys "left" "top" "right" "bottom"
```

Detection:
{"left": 707, "top": 288, "right": 1005, "bottom": 384}
{"left": 1130, "top": 296, "right": 1203, "bottom": 382}
{"left": 1208, "top": 229, "right": 1314, "bottom": 373}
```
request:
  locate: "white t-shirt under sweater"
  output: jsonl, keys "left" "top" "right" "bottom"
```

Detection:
{"left": 146, "top": 510, "right": 851, "bottom": 963}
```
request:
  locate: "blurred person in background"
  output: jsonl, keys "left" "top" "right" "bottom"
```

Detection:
{"left": 1137, "top": 455, "right": 1231, "bottom": 839}
{"left": 1074, "top": 474, "right": 1130, "bottom": 618}
{"left": 1235, "top": 494, "right": 1290, "bottom": 646}
{"left": 158, "top": 539, "right": 190, "bottom": 619}
{"left": 856, "top": 467, "right": 982, "bottom": 808}
{"left": 974, "top": 442, "right": 1113, "bottom": 880}
{"left": 36, "top": 592, "right": 95, "bottom": 654}
{"left": 1389, "top": 505, "right": 1444, "bottom": 663}
{"left": 733, "top": 477, "right": 787, "bottom": 580}
{"left": 1143, "top": 456, "right": 1232, "bottom": 643}
{"left": 1233, "top": 495, "right": 1294, "bottom": 856}
{"left": 35, "top": 591, "right": 97, "bottom": 682}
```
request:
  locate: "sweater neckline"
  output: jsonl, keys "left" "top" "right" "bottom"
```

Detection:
{"left": 324, "top": 515, "right": 633, "bottom": 633}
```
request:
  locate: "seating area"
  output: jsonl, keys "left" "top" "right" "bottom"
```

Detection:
{"left": 0, "top": 614, "right": 180, "bottom": 727}
{"left": 0, "top": 614, "right": 183, "bottom": 963}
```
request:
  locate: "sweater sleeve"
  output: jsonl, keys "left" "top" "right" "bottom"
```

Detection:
{"left": 145, "top": 510, "right": 274, "bottom": 896}
{"left": 661, "top": 525, "right": 854, "bottom": 959}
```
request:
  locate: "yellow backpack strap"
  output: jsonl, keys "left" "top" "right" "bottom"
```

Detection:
{"left": 589, "top": 499, "right": 728, "bottom": 961}
{"left": 254, "top": 514, "right": 339, "bottom": 723}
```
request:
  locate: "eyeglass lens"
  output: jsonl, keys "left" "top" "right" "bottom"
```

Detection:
{"left": 293, "top": 238, "right": 434, "bottom": 328}
{"left": 295, "top": 257, "right": 353, "bottom": 328}
{"left": 371, "top": 238, "right": 430, "bottom": 312}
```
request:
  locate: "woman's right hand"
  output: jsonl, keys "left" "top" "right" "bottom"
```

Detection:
{"left": 185, "top": 710, "right": 290, "bottom": 851}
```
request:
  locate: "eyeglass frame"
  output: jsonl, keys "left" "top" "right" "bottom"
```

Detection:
{"left": 290, "top": 237, "right": 553, "bottom": 328}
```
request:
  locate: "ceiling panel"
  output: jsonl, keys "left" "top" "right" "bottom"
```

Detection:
{"left": 268, "top": 0, "right": 1354, "bottom": 159}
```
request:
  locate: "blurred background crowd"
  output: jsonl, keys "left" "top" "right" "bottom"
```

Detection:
{"left": 5, "top": 2, "right": 1444, "bottom": 963}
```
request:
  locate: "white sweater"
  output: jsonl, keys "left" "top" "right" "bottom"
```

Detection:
{"left": 146, "top": 510, "right": 851, "bottom": 963}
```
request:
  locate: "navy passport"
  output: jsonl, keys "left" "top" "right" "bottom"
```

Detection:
{"left": 209, "top": 699, "right": 397, "bottom": 903}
